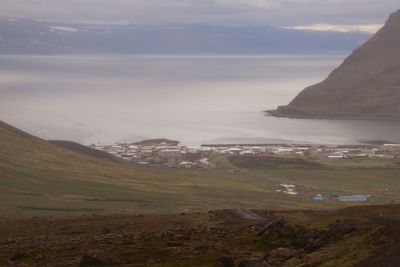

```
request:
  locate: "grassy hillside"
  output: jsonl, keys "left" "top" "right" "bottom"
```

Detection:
{"left": 1, "top": 120, "right": 400, "bottom": 218}
{"left": 49, "top": 140, "right": 121, "bottom": 163}
{"left": 0, "top": 121, "right": 334, "bottom": 217}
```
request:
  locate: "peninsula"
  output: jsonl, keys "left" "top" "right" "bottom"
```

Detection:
{"left": 268, "top": 10, "right": 400, "bottom": 120}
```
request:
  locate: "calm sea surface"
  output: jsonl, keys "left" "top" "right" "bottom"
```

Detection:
{"left": 1, "top": 54, "right": 400, "bottom": 145}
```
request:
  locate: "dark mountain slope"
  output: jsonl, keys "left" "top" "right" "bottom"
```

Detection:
{"left": 49, "top": 140, "right": 120, "bottom": 163}
{"left": 269, "top": 10, "right": 400, "bottom": 120}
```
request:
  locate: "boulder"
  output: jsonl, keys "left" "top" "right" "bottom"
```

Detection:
{"left": 100, "top": 226, "right": 111, "bottom": 235}
{"left": 326, "top": 220, "right": 356, "bottom": 240}
{"left": 166, "top": 241, "right": 184, "bottom": 247}
{"left": 296, "top": 220, "right": 356, "bottom": 252}
{"left": 213, "top": 256, "right": 234, "bottom": 267}
{"left": 79, "top": 250, "right": 122, "bottom": 266}
{"left": 258, "top": 219, "right": 296, "bottom": 239}
{"left": 238, "top": 257, "right": 263, "bottom": 267}
{"left": 266, "top": 248, "right": 299, "bottom": 266}
{"left": 9, "top": 247, "right": 27, "bottom": 261}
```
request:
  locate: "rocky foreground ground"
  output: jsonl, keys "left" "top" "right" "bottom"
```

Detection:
{"left": 1, "top": 205, "right": 399, "bottom": 267}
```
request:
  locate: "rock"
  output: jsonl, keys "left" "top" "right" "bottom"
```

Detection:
{"left": 266, "top": 248, "right": 299, "bottom": 266}
{"left": 166, "top": 241, "right": 184, "bottom": 247}
{"left": 213, "top": 256, "right": 234, "bottom": 267}
{"left": 79, "top": 250, "right": 122, "bottom": 266}
{"left": 238, "top": 257, "right": 263, "bottom": 267}
{"left": 296, "top": 220, "right": 356, "bottom": 252}
{"left": 194, "top": 244, "right": 209, "bottom": 250}
{"left": 100, "top": 226, "right": 111, "bottom": 234}
{"left": 258, "top": 219, "right": 296, "bottom": 238}
{"left": 191, "top": 224, "right": 209, "bottom": 233}
{"left": 174, "top": 234, "right": 190, "bottom": 240}
{"left": 9, "top": 248, "right": 27, "bottom": 261}
{"left": 257, "top": 220, "right": 283, "bottom": 236}
{"left": 326, "top": 220, "right": 356, "bottom": 240}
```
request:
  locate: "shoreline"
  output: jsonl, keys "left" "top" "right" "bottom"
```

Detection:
{"left": 265, "top": 109, "right": 400, "bottom": 122}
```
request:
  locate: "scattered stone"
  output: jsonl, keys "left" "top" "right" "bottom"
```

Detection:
{"left": 326, "top": 220, "right": 356, "bottom": 240}
{"left": 174, "top": 234, "right": 190, "bottom": 240}
{"left": 5, "top": 239, "right": 17, "bottom": 245}
{"left": 258, "top": 219, "right": 296, "bottom": 239}
{"left": 9, "top": 248, "right": 27, "bottom": 261}
{"left": 79, "top": 249, "right": 122, "bottom": 266}
{"left": 238, "top": 257, "right": 263, "bottom": 267}
{"left": 214, "top": 256, "right": 234, "bottom": 267}
{"left": 35, "top": 254, "right": 45, "bottom": 262}
{"left": 100, "top": 226, "right": 111, "bottom": 235}
{"left": 265, "top": 247, "right": 299, "bottom": 266}
{"left": 296, "top": 220, "right": 357, "bottom": 252}
{"left": 194, "top": 244, "right": 209, "bottom": 250}
{"left": 166, "top": 241, "right": 184, "bottom": 247}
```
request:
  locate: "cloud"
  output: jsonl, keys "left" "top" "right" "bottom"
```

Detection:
{"left": 0, "top": 0, "right": 398, "bottom": 28}
{"left": 285, "top": 24, "right": 383, "bottom": 33}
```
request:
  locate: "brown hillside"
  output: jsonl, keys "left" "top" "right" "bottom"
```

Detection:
{"left": 270, "top": 10, "right": 400, "bottom": 120}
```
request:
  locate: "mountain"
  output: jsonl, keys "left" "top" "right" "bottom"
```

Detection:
{"left": 0, "top": 18, "right": 371, "bottom": 54}
{"left": 269, "top": 10, "right": 400, "bottom": 120}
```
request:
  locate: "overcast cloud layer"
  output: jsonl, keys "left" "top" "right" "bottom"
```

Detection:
{"left": 0, "top": 0, "right": 399, "bottom": 28}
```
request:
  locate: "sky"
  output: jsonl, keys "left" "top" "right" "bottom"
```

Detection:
{"left": 0, "top": 0, "right": 399, "bottom": 32}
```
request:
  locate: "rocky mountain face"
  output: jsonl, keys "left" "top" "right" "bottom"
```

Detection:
{"left": 269, "top": 10, "right": 400, "bottom": 120}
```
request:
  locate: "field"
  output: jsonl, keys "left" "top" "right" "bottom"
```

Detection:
{"left": 228, "top": 155, "right": 400, "bottom": 205}
{"left": 1, "top": 120, "right": 400, "bottom": 218}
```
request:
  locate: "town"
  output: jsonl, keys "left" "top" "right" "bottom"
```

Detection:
{"left": 90, "top": 139, "right": 400, "bottom": 169}
{"left": 90, "top": 140, "right": 399, "bottom": 204}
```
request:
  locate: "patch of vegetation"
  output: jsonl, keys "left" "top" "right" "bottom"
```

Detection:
{"left": 1, "top": 120, "right": 400, "bottom": 218}
{"left": 0, "top": 205, "right": 398, "bottom": 267}
{"left": 229, "top": 155, "right": 322, "bottom": 169}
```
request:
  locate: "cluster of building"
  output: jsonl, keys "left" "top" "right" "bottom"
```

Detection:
{"left": 90, "top": 139, "right": 216, "bottom": 169}
{"left": 323, "top": 144, "right": 400, "bottom": 159}
{"left": 276, "top": 183, "right": 370, "bottom": 202}
{"left": 276, "top": 184, "right": 298, "bottom": 195}
{"left": 90, "top": 140, "right": 400, "bottom": 169}
{"left": 200, "top": 143, "right": 400, "bottom": 159}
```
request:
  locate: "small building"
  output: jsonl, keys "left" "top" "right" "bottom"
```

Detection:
{"left": 178, "top": 161, "right": 193, "bottom": 168}
{"left": 313, "top": 194, "right": 324, "bottom": 201}
{"left": 337, "top": 195, "right": 370, "bottom": 202}
{"left": 158, "top": 149, "right": 181, "bottom": 159}
{"left": 280, "top": 183, "right": 296, "bottom": 189}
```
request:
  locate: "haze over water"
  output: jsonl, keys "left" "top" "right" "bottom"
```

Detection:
{"left": 1, "top": 54, "right": 400, "bottom": 146}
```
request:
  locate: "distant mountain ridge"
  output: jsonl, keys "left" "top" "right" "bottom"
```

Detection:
{"left": 0, "top": 18, "right": 370, "bottom": 54}
{"left": 269, "top": 10, "right": 400, "bottom": 120}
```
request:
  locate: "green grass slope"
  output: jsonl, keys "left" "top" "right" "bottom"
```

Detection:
{"left": 0, "top": 120, "right": 332, "bottom": 217}
{"left": 1, "top": 120, "right": 400, "bottom": 218}
{"left": 49, "top": 140, "right": 121, "bottom": 163}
